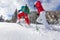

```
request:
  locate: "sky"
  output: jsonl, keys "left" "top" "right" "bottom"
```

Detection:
{"left": 0, "top": 0, "right": 60, "bottom": 20}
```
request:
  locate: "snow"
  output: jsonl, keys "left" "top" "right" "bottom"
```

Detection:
{"left": 0, "top": 22, "right": 60, "bottom": 40}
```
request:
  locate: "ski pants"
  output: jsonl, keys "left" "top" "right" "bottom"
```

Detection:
{"left": 17, "top": 12, "right": 30, "bottom": 25}
{"left": 36, "top": 11, "right": 51, "bottom": 30}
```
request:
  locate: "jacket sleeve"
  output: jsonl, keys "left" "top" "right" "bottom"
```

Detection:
{"left": 18, "top": 6, "right": 24, "bottom": 12}
{"left": 18, "top": 9, "right": 21, "bottom": 12}
{"left": 28, "top": 7, "right": 30, "bottom": 14}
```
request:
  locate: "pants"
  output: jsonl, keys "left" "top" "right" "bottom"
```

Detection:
{"left": 17, "top": 12, "right": 30, "bottom": 25}
{"left": 36, "top": 11, "right": 51, "bottom": 30}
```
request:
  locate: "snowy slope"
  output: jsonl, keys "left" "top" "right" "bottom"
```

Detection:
{"left": 0, "top": 22, "right": 60, "bottom": 40}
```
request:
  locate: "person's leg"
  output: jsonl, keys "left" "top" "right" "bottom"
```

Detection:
{"left": 24, "top": 13, "right": 30, "bottom": 25}
{"left": 17, "top": 12, "right": 24, "bottom": 23}
{"left": 36, "top": 13, "right": 42, "bottom": 23}
{"left": 40, "top": 11, "right": 51, "bottom": 30}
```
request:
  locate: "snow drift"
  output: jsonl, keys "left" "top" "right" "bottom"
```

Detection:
{"left": 0, "top": 22, "right": 60, "bottom": 40}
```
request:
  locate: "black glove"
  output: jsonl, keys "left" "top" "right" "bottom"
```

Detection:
{"left": 37, "top": 13, "right": 40, "bottom": 16}
{"left": 34, "top": 5, "right": 35, "bottom": 7}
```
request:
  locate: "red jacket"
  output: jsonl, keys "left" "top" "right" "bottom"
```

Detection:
{"left": 34, "top": 1, "right": 44, "bottom": 14}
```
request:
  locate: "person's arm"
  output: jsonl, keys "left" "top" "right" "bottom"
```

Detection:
{"left": 28, "top": 7, "right": 30, "bottom": 14}
{"left": 18, "top": 6, "right": 24, "bottom": 12}
{"left": 18, "top": 9, "right": 21, "bottom": 12}
{"left": 26, "top": 6, "right": 30, "bottom": 14}
{"left": 34, "top": 3, "right": 39, "bottom": 16}
{"left": 34, "top": 1, "right": 37, "bottom": 7}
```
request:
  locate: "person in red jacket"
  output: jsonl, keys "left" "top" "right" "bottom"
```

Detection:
{"left": 34, "top": 0, "right": 51, "bottom": 30}
{"left": 34, "top": 1, "right": 44, "bottom": 15}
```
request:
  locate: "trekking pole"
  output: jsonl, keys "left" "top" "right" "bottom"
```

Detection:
{"left": 36, "top": 14, "right": 39, "bottom": 31}
{"left": 34, "top": 4, "right": 39, "bottom": 31}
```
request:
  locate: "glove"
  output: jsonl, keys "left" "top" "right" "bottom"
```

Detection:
{"left": 37, "top": 13, "right": 40, "bottom": 16}
{"left": 34, "top": 5, "right": 35, "bottom": 7}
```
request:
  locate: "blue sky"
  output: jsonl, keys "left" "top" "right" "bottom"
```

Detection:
{"left": 0, "top": 0, "right": 60, "bottom": 20}
{"left": 28, "top": 0, "right": 60, "bottom": 11}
